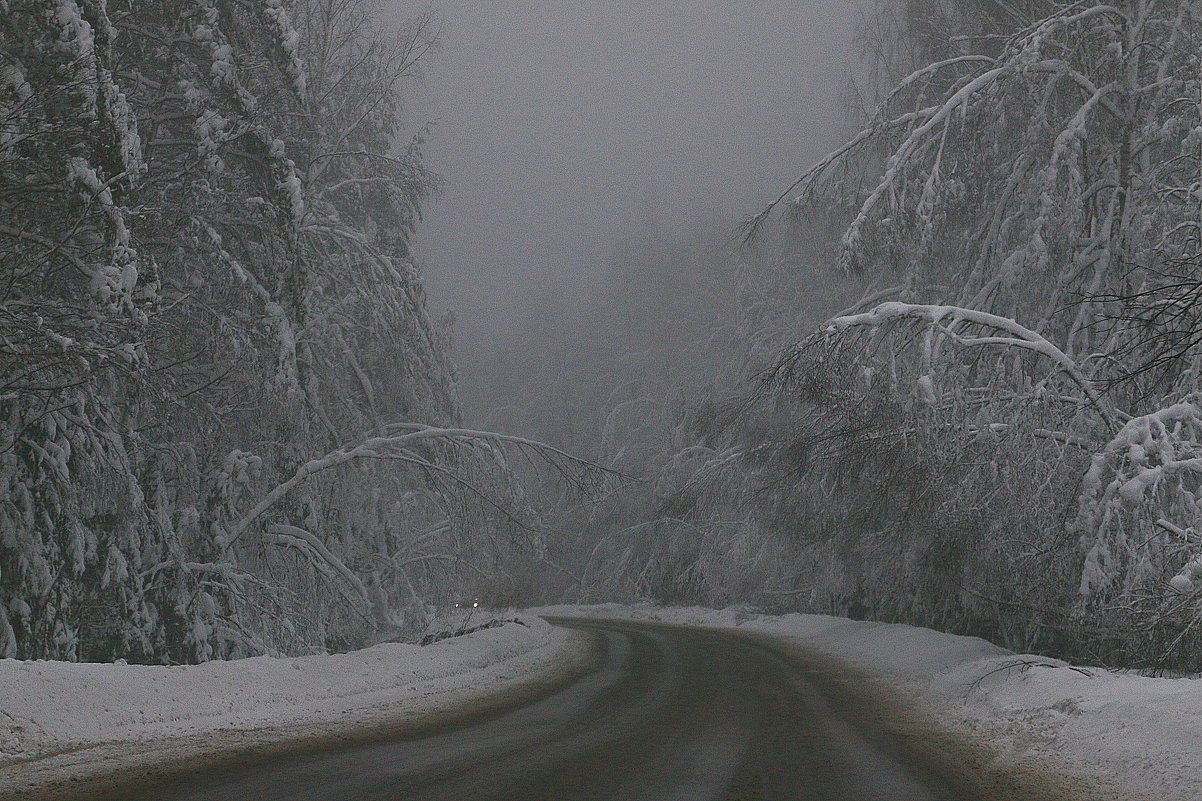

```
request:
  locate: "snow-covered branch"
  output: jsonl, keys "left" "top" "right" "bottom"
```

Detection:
{"left": 824, "top": 302, "right": 1117, "bottom": 429}
{"left": 226, "top": 425, "right": 606, "bottom": 546}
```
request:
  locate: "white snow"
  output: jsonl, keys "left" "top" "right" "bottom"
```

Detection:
{"left": 0, "top": 615, "right": 585, "bottom": 797}
{"left": 534, "top": 603, "right": 1201, "bottom": 801}
{"left": 5, "top": 603, "right": 1199, "bottom": 800}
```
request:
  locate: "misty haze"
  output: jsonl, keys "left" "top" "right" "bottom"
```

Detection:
{"left": 1, "top": 2, "right": 1200, "bottom": 800}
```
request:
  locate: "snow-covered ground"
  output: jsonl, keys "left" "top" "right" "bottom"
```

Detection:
{"left": 536, "top": 603, "right": 1197, "bottom": 801}
{"left": 0, "top": 615, "right": 586, "bottom": 798}
{"left": 4, "top": 603, "right": 1197, "bottom": 800}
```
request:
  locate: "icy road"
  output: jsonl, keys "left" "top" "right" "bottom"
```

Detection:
{"left": 90, "top": 618, "right": 1058, "bottom": 801}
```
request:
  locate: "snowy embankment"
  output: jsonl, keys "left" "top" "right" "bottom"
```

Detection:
{"left": 536, "top": 603, "right": 1197, "bottom": 801}
{"left": 0, "top": 615, "right": 585, "bottom": 797}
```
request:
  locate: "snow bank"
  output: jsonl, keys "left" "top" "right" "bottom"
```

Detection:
{"left": 536, "top": 603, "right": 1197, "bottom": 801}
{"left": 0, "top": 615, "right": 584, "bottom": 796}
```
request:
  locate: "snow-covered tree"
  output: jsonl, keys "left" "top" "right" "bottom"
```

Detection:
{"left": 734, "top": 0, "right": 1202, "bottom": 667}
{"left": 0, "top": 0, "right": 581, "bottom": 663}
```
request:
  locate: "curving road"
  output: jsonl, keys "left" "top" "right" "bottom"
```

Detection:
{"left": 96, "top": 618, "right": 1058, "bottom": 801}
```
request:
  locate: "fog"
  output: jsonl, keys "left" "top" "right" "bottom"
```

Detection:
{"left": 408, "top": 1, "right": 866, "bottom": 431}
{"left": 9, "top": 0, "right": 1202, "bottom": 717}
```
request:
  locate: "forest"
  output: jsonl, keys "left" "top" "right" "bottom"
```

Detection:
{"left": 3, "top": 0, "right": 1202, "bottom": 675}
{"left": 0, "top": 0, "right": 594, "bottom": 663}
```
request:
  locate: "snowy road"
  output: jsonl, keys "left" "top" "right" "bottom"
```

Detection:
{"left": 89, "top": 618, "right": 1052, "bottom": 801}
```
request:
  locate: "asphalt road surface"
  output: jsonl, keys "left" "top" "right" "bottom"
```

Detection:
{"left": 94, "top": 618, "right": 1060, "bottom": 801}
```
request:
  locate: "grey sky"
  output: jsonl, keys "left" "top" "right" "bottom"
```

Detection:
{"left": 405, "top": 0, "right": 865, "bottom": 400}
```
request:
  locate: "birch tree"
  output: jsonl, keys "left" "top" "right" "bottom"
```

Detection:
{"left": 741, "top": 0, "right": 1202, "bottom": 666}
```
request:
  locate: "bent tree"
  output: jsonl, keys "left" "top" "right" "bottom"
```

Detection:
{"left": 0, "top": 0, "right": 590, "bottom": 663}
{"left": 754, "top": 0, "right": 1202, "bottom": 666}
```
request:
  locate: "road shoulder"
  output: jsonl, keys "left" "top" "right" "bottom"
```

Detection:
{"left": 534, "top": 604, "right": 1172, "bottom": 801}
{"left": 0, "top": 616, "right": 595, "bottom": 801}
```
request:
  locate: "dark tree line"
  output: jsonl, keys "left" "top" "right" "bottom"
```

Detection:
{"left": 0, "top": 0, "right": 574, "bottom": 663}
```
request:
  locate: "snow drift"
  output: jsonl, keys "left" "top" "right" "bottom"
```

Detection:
{"left": 536, "top": 604, "right": 1201, "bottom": 801}
{"left": 0, "top": 616, "right": 583, "bottom": 798}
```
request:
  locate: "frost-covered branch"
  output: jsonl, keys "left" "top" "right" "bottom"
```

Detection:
{"left": 1076, "top": 398, "right": 1202, "bottom": 598}
{"left": 226, "top": 425, "right": 606, "bottom": 546}
{"left": 824, "top": 302, "right": 1117, "bottom": 429}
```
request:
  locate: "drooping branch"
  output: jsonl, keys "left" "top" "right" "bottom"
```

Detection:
{"left": 265, "top": 524, "right": 373, "bottom": 612}
{"left": 225, "top": 423, "right": 611, "bottom": 546}
{"left": 821, "top": 301, "right": 1119, "bottom": 430}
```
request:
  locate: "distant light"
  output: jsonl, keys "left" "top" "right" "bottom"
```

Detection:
{"left": 473, "top": 602, "right": 478, "bottom": 608}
